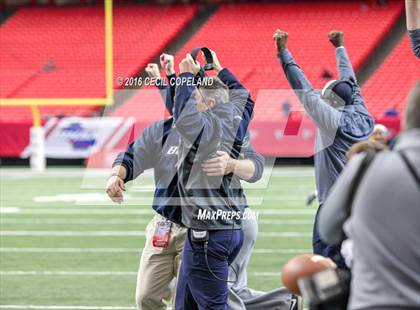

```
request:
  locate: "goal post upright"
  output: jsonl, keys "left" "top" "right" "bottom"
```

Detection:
{"left": 105, "top": 0, "right": 114, "bottom": 103}
{"left": 0, "top": 1, "right": 114, "bottom": 172}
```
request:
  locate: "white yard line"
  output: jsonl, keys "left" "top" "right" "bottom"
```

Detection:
{"left": 254, "top": 248, "right": 311, "bottom": 254}
{"left": 258, "top": 232, "right": 311, "bottom": 237}
{"left": 0, "top": 305, "right": 137, "bottom": 309}
{"left": 0, "top": 209, "right": 154, "bottom": 215}
{"left": 0, "top": 271, "right": 136, "bottom": 276}
{"left": 0, "top": 219, "right": 151, "bottom": 224}
{"left": 0, "top": 208, "right": 20, "bottom": 214}
{"left": 0, "top": 247, "right": 311, "bottom": 254}
{"left": 249, "top": 272, "right": 281, "bottom": 276}
{"left": 0, "top": 270, "right": 280, "bottom": 277}
{"left": 0, "top": 218, "right": 313, "bottom": 225}
{"left": 0, "top": 231, "right": 310, "bottom": 237}
{"left": 259, "top": 220, "right": 313, "bottom": 224}
{"left": 0, "top": 248, "right": 142, "bottom": 253}
{"left": 0, "top": 208, "right": 315, "bottom": 215}
{"left": 0, "top": 231, "right": 145, "bottom": 237}
{"left": 0, "top": 167, "right": 313, "bottom": 178}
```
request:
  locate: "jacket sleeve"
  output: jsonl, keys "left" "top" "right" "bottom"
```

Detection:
{"left": 218, "top": 68, "right": 255, "bottom": 144}
{"left": 112, "top": 125, "right": 157, "bottom": 182}
{"left": 318, "top": 153, "right": 367, "bottom": 245}
{"left": 173, "top": 72, "right": 221, "bottom": 148}
{"left": 335, "top": 47, "right": 364, "bottom": 105}
{"left": 335, "top": 47, "right": 357, "bottom": 82}
{"left": 408, "top": 29, "right": 420, "bottom": 58}
{"left": 241, "top": 139, "right": 265, "bottom": 183}
{"left": 278, "top": 49, "right": 341, "bottom": 132}
{"left": 156, "top": 74, "right": 177, "bottom": 115}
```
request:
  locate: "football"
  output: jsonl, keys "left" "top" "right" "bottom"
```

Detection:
{"left": 281, "top": 254, "right": 337, "bottom": 295}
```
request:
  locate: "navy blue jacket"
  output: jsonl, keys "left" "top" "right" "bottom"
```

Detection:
{"left": 113, "top": 119, "right": 263, "bottom": 224}
{"left": 114, "top": 69, "right": 260, "bottom": 225}
{"left": 278, "top": 47, "right": 374, "bottom": 205}
{"left": 173, "top": 69, "right": 255, "bottom": 229}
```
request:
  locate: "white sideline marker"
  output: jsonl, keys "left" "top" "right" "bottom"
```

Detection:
{"left": 0, "top": 208, "right": 21, "bottom": 214}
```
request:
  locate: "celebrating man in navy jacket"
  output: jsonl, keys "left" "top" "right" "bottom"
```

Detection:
{"left": 273, "top": 30, "right": 374, "bottom": 268}
{"left": 173, "top": 50, "right": 254, "bottom": 309}
{"left": 107, "top": 52, "right": 262, "bottom": 309}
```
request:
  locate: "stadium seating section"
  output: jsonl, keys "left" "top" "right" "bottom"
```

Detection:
{"left": 173, "top": 1, "right": 404, "bottom": 122}
{"left": 363, "top": 34, "right": 420, "bottom": 116}
{"left": 2, "top": 1, "right": 418, "bottom": 158}
{"left": 0, "top": 4, "right": 197, "bottom": 121}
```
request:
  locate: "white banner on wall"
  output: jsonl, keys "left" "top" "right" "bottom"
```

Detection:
{"left": 21, "top": 117, "right": 123, "bottom": 159}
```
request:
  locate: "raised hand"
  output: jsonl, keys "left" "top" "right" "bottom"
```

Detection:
{"left": 160, "top": 53, "right": 175, "bottom": 76}
{"left": 145, "top": 63, "right": 161, "bottom": 79}
{"left": 328, "top": 31, "right": 344, "bottom": 48}
{"left": 179, "top": 53, "right": 201, "bottom": 75}
{"left": 273, "top": 29, "right": 288, "bottom": 52}
{"left": 201, "top": 49, "right": 223, "bottom": 73}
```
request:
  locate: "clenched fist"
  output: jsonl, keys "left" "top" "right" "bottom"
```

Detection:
{"left": 273, "top": 29, "right": 288, "bottom": 52}
{"left": 179, "top": 53, "right": 201, "bottom": 75}
{"left": 145, "top": 63, "right": 161, "bottom": 79}
{"left": 160, "top": 53, "right": 175, "bottom": 76}
{"left": 328, "top": 31, "right": 344, "bottom": 48}
{"left": 106, "top": 175, "right": 125, "bottom": 204}
{"left": 200, "top": 49, "right": 223, "bottom": 73}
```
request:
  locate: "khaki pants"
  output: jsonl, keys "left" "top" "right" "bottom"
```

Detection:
{"left": 135, "top": 214, "right": 187, "bottom": 310}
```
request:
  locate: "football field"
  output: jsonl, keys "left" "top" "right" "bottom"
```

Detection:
{"left": 0, "top": 166, "right": 316, "bottom": 309}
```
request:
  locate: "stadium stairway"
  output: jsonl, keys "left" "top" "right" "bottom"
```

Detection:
{"left": 0, "top": 6, "right": 16, "bottom": 25}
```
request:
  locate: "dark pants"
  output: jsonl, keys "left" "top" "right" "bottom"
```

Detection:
{"left": 311, "top": 206, "right": 349, "bottom": 310}
{"left": 175, "top": 228, "right": 244, "bottom": 310}
{"left": 312, "top": 205, "right": 347, "bottom": 270}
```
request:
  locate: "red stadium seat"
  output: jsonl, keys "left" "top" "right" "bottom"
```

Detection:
{"left": 362, "top": 35, "right": 420, "bottom": 116}
{"left": 172, "top": 1, "right": 403, "bottom": 122}
{"left": 0, "top": 5, "right": 197, "bottom": 121}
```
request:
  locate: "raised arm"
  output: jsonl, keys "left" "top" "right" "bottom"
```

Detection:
{"left": 274, "top": 29, "right": 341, "bottom": 132}
{"left": 328, "top": 31, "right": 368, "bottom": 107}
{"left": 406, "top": 0, "right": 420, "bottom": 31}
{"left": 160, "top": 54, "right": 177, "bottom": 114}
{"left": 200, "top": 49, "right": 255, "bottom": 143}
{"left": 173, "top": 54, "right": 221, "bottom": 148}
{"left": 209, "top": 49, "right": 250, "bottom": 108}
{"left": 218, "top": 67, "right": 255, "bottom": 144}
{"left": 145, "top": 60, "right": 176, "bottom": 115}
{"left": 406, "top": 0, "right": 420, "bottom": 57}
{"left": 328, "top": 31, "right": 357, "bottom": 82}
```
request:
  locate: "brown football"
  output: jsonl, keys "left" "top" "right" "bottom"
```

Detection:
{"left": 281, "top": 254, "right": 337, "bottom": 295}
